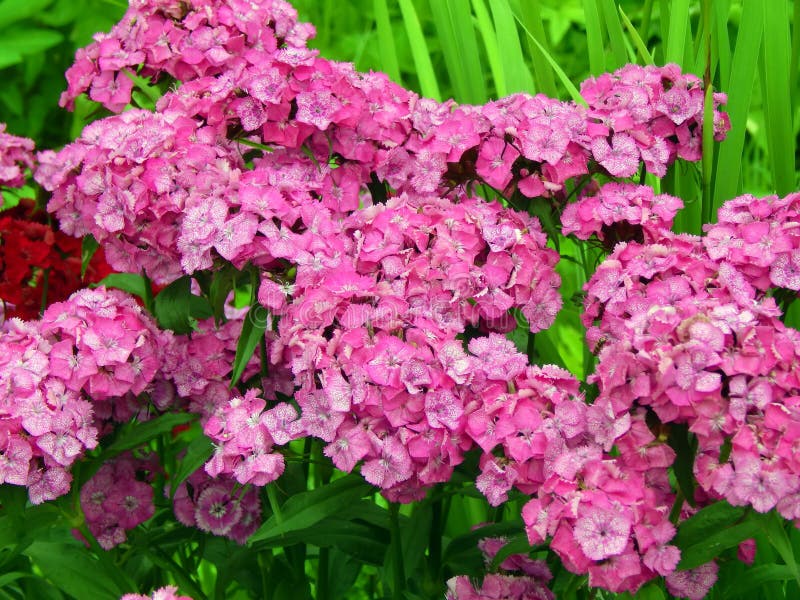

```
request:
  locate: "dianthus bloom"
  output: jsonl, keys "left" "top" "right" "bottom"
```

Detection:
{"left": 0, "top": 287, "right": 167, "bottom": 503}
{"left": 120, "top": 586, "right": 193, "bottom": 600}
{"left": 446, "top": 537, "right": 554, "bottom": 600}
{"left": 172, "top": 469, "right": 261, "bottom": 544}
{"left": 80, "top": 453, "right": 155, "bottom": 549}
{"left": 0, "top": 123, "right": 35, "bottom": 192}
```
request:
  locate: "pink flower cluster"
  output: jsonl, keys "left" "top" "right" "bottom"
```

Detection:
{"left": 0, "top": 287, "right": 167, "bottom": 503}
{"left": 80, "top": 453, "right": 156, "bottom": 549}
{"left": 580, "top": 64, "right": 729, "bottom": 177}
{"left": 203, "top": 389, "right": 299, "bottom": 486}
{"left": 446, "top": 537, "right": 554, "bottom": 600}
{"left": 266, "top": 192, "right": 560, "bottom": 499}
{"left": 60, "top": 0, "right": 314, "bottom": 112}
{"left": 703, "top": 192, "right": 800, "bottom": 292}
{"left": 173, "top": 468, "right": 261, "bottom": 544}
{"left": 665, "top": 561, "right": 719, "bottom": 600}
{"left": 561, "top": 182, "right": 683, "bottom": 246}
{"left": 0, "top": 123, "right": 35, "bottom": 191}
{"left": 36, "top": 110, "right": 244, "bottom": 284}
{"left": 43, "top": 0, "right": 730, "bottom": 293}
{"left": 585, "top": 221, "right": 800, "bottom": 520}
{"left": 460, "top": 361, "right": 679, "bottom": 592}
{"left": 121, "top": 586, "right": 193, "bottom": 600}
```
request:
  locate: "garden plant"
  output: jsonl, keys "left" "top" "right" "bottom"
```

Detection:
{"left": 1, "top": 0, "right": 800, "bottom": 599}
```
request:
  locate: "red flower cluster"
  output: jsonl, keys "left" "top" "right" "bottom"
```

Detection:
{"left": 0, "top": 203, "right": 113, "bottom": 320}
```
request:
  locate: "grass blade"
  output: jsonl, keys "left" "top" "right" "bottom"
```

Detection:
{"left": 581, "top": 0, "right": 605, "bottom": 75}
{"left": 713, "top": 0, "right": 732, "bottom": 89}
{"left": 513, "top": 14, "right": 585, "bottom": 104}
{"left": 598, "top": 0, "right": 629, "bottom": 68}
{"left": 511, "top": 0, "right": 557, "bottom": 97}
{"left": 664, "top": 0, "right": 691, "bottom": 65}
{"left": 760, "top": 0, "right": 795, "bottom": 195}
{"left": 713, "top": 0, "right": 763, "bottom": 208}
{"left": 619, "top": 5, "right": 655, "bottom": 65}
{"left": 397, "top": 0, "right": 442, "bottom": 100}
{"left": 488, "top": 0, "right": 533, "bottom": 93}
{"left": 472, "top": 0, "right": 506, "bottom": 97}
{"left": 447, "top": 0, "right": 488, "bottom": 102}
{"left": 373, "top": 0, "right": 403, "bottom": 84}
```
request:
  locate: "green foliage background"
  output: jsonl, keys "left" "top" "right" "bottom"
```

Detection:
{"left": 1, "top": 1, "right": 799, "bottom": 599}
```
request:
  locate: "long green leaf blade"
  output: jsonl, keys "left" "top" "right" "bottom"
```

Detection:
{"left": 472, "top": 0, "right": 506, "bottom": 96}
{"left": 581, "top": 0, "right": 605, "bottom": 75}
{"left": 488, "top": 0, "right": 532, "bottom": 94}
{"left": 664, "top": 0, "right": 691, "bottom": 64}
{"left": 760, "top": 0, "right": 795, "bottom": 195}
{"left": 373, "top": 0, "right": 403, "bottom": 84}
{"left": 713, "top": 0, "right": 763, "bottom": 208}
{"left": 250, "top": 475, "right": 374, "bottom": 542}
{"left": 397, "top": 0, "right": 442, "bottom": 100}
{"left": 229, "top": 303, "right": 269, "bottom": 387}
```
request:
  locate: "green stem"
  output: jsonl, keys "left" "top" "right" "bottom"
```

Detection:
{"left": 266, "top": 484, "right": 284, "bottom": 525}
{"left": 700, "top": 0, "right": 714, "bottom": 227}
{"left": 39, "top": 268, "right": 50, "bottom": 316}
{"left": 389, "top": 503, "right": 405, "bottom": 600}
{"left": 317, "top": 547, "right": 330, "bottom": 600}
{"left": 429, "top": 498, "right": 442, "bottom": 583}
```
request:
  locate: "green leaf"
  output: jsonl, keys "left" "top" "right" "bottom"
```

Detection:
{"left": 93, "top": 273, "right": 149, "bottom": 301}
{"left": 721, "top": 564, "right": 795, "bottom": 598}
{"left": 397, "top": 0, "right": 441, "bottom": 100}
{"left": 618, "top": 5, "right": 655, "bottom": 65}
{"left": 664, "top": 0, "right": 691, "bottom": 65}
{"left": 760, "top": 0, "right": 795, "bottom": 195}
{"left": 488, "top": 0, "right": 532, "bottom": 94}
{"left": 581, "top": 0, "right": 605, "bottom": 75}
{"left": 712, "top": 0, "right": 762, "bottom": 209}
{"left": 373, "top": 0, "right": 402, "bottom": 84}
{"left": 170, "top": 431, "right": 214, "bottom": 497}
{"left": 513, "top": 15, "right": 585, "bottom": 105}
{"left": 0, "top": 29, "right": 63, "bottom": 56}
{"left": 208, "top": 264, "right": 239, "bottom": 323}
{"left": 667, "top": 423, "right": 696, "bottom": 507}
{"left": 443, "top": 520, "right": 525, "bottom": 566}
{"left": 678, "top": 519, "right": 761, "bottom": 569}
{"left": 80, "top": 234, "right": 99, "bottom": 279}
{"left": 153, "top": 275, "right": 212, "bottom": 334}
{"left": 252, "top": 517, "right": 389, "bottom": 564}
{"left": 249, "top": 475, "right": 374, "bottom": 543}
{"left": 23, "top": 542, "right": 124, "bottom": 600}
{"left": 598, "top": 0, "right": 629, "bottom": 68}
{"left": 760, "top": 511, "right": 800, "bottom": 588}
{"left": 673, "top": 501, "right": 747, "bottom": 549}
{"left": 489, "top": 533, "right": 532, "bottom": 571}
{"left": 0, "top": 0, "right": 53, "bottom": 28}
{"left": 472, "top": 0, "right": 505, "bottom": 96}
{"left": 509, "top": 0, "right": 556, "bottom": 97}
{"left": 104, "top": 412, "right": 196, "bottom": 455}
{"left": 229, "top": 303, "right": 269, "bottom": 387}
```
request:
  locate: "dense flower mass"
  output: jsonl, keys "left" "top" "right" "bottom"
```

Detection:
{"left": 561, "top": 182, "right": 683, "bottom": 247}
{"left": 0, "top": 287, "right": 168, "bottom": 503}
{"left": 11, "top": 0, "right": 790, "bottom": 597}
{"left": 584, "top": 209, "right": 800, "bottom": 520}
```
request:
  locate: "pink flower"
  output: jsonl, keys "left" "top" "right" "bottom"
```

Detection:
{"left": 573, "top": 508, "right": 632, "bottom": 561}
{"left": 665, "top": 561, "right": 718, "bottom": 600}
